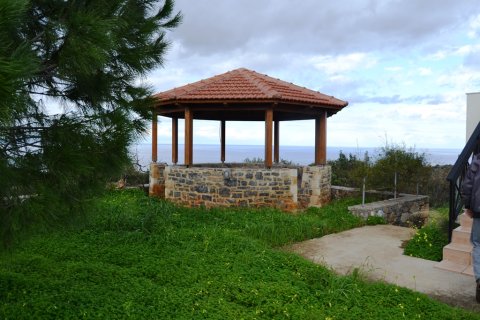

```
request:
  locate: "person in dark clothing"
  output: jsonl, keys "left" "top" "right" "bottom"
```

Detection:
{"left": 461, "top": 153, "right": 480, "bottom": 303}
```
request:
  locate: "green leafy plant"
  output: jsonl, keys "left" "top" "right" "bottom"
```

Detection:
{"left": 403, "top": 208, "right": 450, "bottom": 261}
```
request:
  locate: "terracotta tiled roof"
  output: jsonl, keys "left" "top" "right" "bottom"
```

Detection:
{"left": 154, "top": 68, "right": 348, "bottom": 109}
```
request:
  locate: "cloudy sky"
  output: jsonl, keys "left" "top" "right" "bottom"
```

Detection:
{"left": 144, "top": 0, "right": 480, "bottom": 150}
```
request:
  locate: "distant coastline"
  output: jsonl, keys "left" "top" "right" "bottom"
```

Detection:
{"left": 131, "top": 143, "right": 461, "bottom": 168}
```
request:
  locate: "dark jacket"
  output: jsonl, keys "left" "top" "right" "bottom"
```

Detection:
{"left": 461, "top": 154, "right": 480, "bottom": 218}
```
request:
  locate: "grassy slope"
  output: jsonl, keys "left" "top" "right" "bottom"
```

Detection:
{"left": 0, "top": 190, "right": 478, "bottom": 319}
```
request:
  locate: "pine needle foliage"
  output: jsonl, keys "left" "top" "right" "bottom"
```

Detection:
{"left": 0, "top": 0, "right": 181, "bottom": 247}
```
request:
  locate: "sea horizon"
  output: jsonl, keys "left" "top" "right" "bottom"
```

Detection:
{"left": 131, "top": 143, "right": 462, "bottom": 168}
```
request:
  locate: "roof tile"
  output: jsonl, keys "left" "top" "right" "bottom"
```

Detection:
{"left": 154, "top": 68, "right": 347, "bottom": 108}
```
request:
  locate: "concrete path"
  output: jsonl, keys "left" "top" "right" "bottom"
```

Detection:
{"left": 285, "top": 225, "right": 480, "bottom": 312}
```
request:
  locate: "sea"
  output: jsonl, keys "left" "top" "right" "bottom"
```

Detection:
{"left": 131, "top": 143, "right": 462, "bottom": 168}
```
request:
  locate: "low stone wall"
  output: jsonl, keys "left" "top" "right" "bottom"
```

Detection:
{"left": 149, "top": 163, "right": 331, "bottom": 211}
{"left": 348, "top": 194, "right": 429, "bottom": 227}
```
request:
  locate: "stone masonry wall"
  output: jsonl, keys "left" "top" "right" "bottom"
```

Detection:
{"left": 149, "top": 163, "right": 333, "bottom": 211}
{"left": 348, "top": 195, "right": 429, "bottom": 227}
{"left": 298, "top": 165, "right": 331, "bottom": 208}
{"left": 164, "top": 166, "right": 298, "bottom": 210}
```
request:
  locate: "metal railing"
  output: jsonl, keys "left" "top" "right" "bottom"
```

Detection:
{"left": 446, "top": 122, "right": 480, "bottom": 241}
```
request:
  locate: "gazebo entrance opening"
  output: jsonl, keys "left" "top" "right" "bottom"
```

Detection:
{"left": 149, "top": 68, "right": 348, "bottom": 210}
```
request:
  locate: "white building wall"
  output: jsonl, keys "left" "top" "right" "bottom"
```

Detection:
{"left": 467, "top": 92, "right": 480, "bottom": 142}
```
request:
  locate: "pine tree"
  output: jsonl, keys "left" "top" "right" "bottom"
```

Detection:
{"left": 0, "top": 0, "right": 181, "bottom": 247}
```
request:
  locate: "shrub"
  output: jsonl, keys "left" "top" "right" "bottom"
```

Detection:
{"left": 403, "top": 209, "right": 450, "bottom": 261}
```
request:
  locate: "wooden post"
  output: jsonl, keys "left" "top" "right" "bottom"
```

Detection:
{"left": 172, "top": 117, "right": 178, "bottom": 164}
{"left": 265, "top": 109, "right": 273, "bottom": 168}
{"left": 220, "top": 120, "right": 226, "bottom": 163}
{"left": 315, "top": 111, "right": 327, "bottom": 165}
{"left": 184, "top": 107, "right": 193, "bottom": 166}
{"left": 152, "top": 111, "right": 157, "bottom": 162}
{"left": 274, "top": 120, "right": 279, "bottom": 163}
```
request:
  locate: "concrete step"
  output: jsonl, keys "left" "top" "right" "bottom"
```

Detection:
{"left": 451, "top": 226, "right": 472, "bottom": 246}
{"left": 443, "top": 243, "right": 472, "bottom": 266}
{"left": 436, "top": 259, "right": 470, "bottom": 274}
{"left": 463, "top": 264, "right": 475, "bottom": 277}
{"left": 460, "top": 213, "right": 473, "bottom": 229}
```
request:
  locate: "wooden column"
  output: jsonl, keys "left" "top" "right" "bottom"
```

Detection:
{"left": 220, "top": 120, "right": 226, "bottom": 163}
{"left": 274, "top": 120, "right": 280, "bottom": 163}
{"left": 315, "top": 111, "right": 327, "bottom": 165}
{"left": 184, "top": 107, "right": 193, "bottom": 166}
{"left": 172, "top": 117, "right": 178, "bottom": 164}
{"left": 152, "top": 111, "right": 157, "bottom": 162}
{"left": 265, "top": 108, "right": 273, "bottom": 168}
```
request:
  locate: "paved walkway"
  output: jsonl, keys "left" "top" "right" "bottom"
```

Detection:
{"left": 285, "top": 225, "right": 480, "bottom": 312}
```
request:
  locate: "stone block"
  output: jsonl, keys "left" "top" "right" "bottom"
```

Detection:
{"left": 202, "top": 195, "right": 212, "bottom": 201}
{"left": 219, "top": 187, "right": 230, "bottom": 197}
{"left": 195, "top": 185, "right": 208, "bottom": 193}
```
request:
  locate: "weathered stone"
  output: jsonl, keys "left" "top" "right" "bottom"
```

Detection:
{"left": 219, "top": 187, "right": 230, "bottom": 197}
{"left": 188, "top": 172, "right": 199, "bottom": 179}
{"left": 224, "top": 178, "right": 237, "bottom": 187}
{"left": 195, "top": 185, "right": 208, "bottom": 193}
{"left": 155, "top": 165, "right": 332, "bottom": 211}
{"left": 348, "top": 195, "right": 429, "bottom": 227}
{"left": 202, "top": 195, "right": 212, "bottom": 201}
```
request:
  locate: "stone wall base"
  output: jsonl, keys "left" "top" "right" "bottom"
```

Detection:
{"left": 348, "top": 195, "right": 429, "bottom": 227}
{"left": 149, "top": 163, "right": 332, "bottom": 211}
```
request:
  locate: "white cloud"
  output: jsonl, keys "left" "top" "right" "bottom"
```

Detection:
{"left": 385, "top": 66, "right": 403, "bottom": 72}
{"left": 418, "top": 67, "right": 432, "bottom": 76}
{"left": 310, "top": 53, "right": 377, "bottom": 75}
{"left": 468, "top": 14, "right": 480, "bottom": 38}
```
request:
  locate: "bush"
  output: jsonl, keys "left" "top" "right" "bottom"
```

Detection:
{"left": 403, "top": 208, "right": 450, "bottom": 261}
{"left": 329, "top": 151, "right": 370, "bottom": 187}
{"left": 329, "top": 144, "right": 449, "bottom": 207}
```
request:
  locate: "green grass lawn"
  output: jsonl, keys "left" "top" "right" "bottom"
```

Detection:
{"left": 0, "top": 190, "right": 478, "bottom": 319}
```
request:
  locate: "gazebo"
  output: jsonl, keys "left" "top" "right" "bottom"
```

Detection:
{"left": 150, "top": 68, "right": 348, "bottom": 210}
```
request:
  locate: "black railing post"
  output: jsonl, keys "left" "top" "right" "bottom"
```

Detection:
{"left": 448, "top": 180, "right": 456, "bottom": 243}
